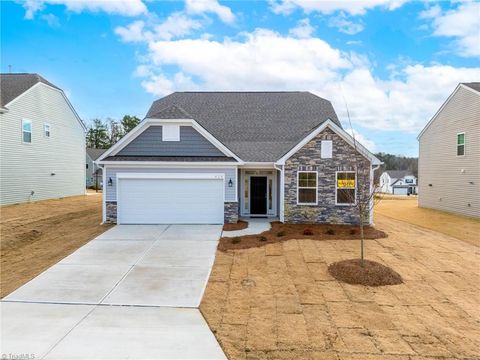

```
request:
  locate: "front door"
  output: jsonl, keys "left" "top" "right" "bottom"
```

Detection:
{"left": 250, "top": 176, "right": 267, "bottom": 215}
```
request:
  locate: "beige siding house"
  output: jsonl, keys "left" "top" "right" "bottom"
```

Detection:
{"left": 0, "top": 73, "right": 86, "bottom": 205}
{"left": 418, "top": 83, "right": 480, "bottom": 218}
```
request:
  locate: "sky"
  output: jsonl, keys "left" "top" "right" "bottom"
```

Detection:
{"left": 2, "top": 0, "right": 480, "bottom": 157}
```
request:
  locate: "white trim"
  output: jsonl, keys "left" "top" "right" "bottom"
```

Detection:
{"left": 418, "top": 84, "right": 480, "bottom": 140}
{"left": 5, "top": 82, "right": 86, "bottom": 132}
{"left": 21, "top": 118, "right": 32, "bottom": 144}
{"left": 321, "top": 140, "right": 333, "bottom": 159}
{"left": 116, "top": 172, "right": 225, "bottom": 180}
{"left": 240, "top": 169, "right": 277, "bottom": 217}
{"left": 162, "top": 124, "right": 180, "bottom": 141}
{"left": 456, "top": 132, "right": 466, "bottom": 157}
{"left": 96, "top": 161, "right": 240, "bottom": 167}
{"left": 274, "top": 164, "right": 285, "bottom": 222}
{"left": 102, "top": 165, "right": 107, "bottom": 223}
{"left": 276, "top": 119, "right": 381, "bottom": 166}
{"left": 296, "top": 170, "right": 318, "bottom": 205}
{"left": 239, "top": 162, "right": 276, "bottom": 169}
{"left": 335, "top": 170, "right": 357, "bottom": 206}
{"left": 97, "top": 118, "right": 244, "bottom": 164}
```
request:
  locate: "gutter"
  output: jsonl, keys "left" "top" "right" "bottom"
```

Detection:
{"left": 274, "top": 163, "right": 285, "bottom": 222}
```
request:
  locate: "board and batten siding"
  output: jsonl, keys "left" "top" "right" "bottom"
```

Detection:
{"left": 0, "top": 84, "right": 85, "bottom": 205}
{"left": 418, "top": 86, "right": 480, "bottom": 218}
{"left": 117, "top": 126, "right": 225, "bottom": 157}
{"left": 104, "top": 167, "right": 237, "bottom": 202}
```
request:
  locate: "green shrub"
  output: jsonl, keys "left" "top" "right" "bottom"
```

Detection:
{"left": 276, "top": 231, "right": 286, "bottom": 237}
{"left": 303, "top": 228, "right": 314, "bottom": 236}
{"left": 326, "top": 229, "right": 335, "bottom": 235}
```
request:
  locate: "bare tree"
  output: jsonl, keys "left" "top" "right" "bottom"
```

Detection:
{"left": 341, "top": 100, "right": 383, "bottom": 267}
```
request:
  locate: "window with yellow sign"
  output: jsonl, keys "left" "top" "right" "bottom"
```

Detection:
{"left": 336, "top": 172, "right": 356, "bottom": 204}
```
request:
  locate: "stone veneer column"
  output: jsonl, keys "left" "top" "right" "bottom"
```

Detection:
{"left": 224, "top": 202, "right": 239, "bottom": 223}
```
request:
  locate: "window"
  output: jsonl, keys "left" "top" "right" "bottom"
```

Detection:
{"left": 22, "top": 119, "right": 32, "bottom": 143}
{"left": 336, "top": 171, "right": 356, "bottom": 205}
{"left": 297, "top": 171, "right": 317, "bottom": 204}
{"left": 162, "top": 124, "right": 180, "bottom": 141}
{"left": 321, "top": 140, "right": 332, "bottom": 158}
{"left": 44, "top": 123, "right": 51, "bottom": 137}
{"left": 457, "top": 133, "right": 465, "bottom": 156}
{"left": 405, "top": 178, "right": 413, "bottom": 184}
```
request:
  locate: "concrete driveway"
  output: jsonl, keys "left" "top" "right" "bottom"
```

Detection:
{"left": 1, "top": 224, "right": 226, "bottom": 359}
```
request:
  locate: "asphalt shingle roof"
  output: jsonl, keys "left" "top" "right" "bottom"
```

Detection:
{"left": 86, "top": 148, "right": 107, "bottom": 161}
{"left": 0, "top": 73, "right": 61, "bottom": 107}
{"left": 385, "top": 170, "right": 413, "bottom": 180}
{"left": 462, "top": 82, "right": 480, "bottom": 92}
{"left": 146, "top": 92, "right": 341, "bottom": 162}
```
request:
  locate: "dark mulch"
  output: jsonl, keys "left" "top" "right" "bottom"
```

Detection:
{"left": 223, "top": 220, "right": 248, "bottom": 231}
{"left": 218, "top": 222, "right": 387, "bottom": 251}
{"left": 328, "top": 259, "right": 403, "bottom": 286}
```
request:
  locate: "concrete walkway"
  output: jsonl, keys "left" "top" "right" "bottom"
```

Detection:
{"left": 222, "top": 218, "right": 274, "bottom": 237}
{"left": 1, "top": 225, "right": 226, "bottom": 359}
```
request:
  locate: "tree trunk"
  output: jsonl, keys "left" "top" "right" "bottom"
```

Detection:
{"left": 359, "top": 204, "right": 365, "bottom": 267}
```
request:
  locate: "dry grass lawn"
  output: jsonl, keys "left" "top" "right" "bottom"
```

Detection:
{"left": 200, "top": 214, "right": 479, "bottom": 359}
{"left": 0, "top": 193, "right": 111, "bottom": 298}
{"left": 375, "top": 198, "right": 479, "bottom": 246}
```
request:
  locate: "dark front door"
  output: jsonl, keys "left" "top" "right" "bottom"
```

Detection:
{"left": 250, "top": 176, "right": 267, "bottom": 215}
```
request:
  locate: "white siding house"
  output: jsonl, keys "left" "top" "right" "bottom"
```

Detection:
{"left": 0, "top": 73, "right": 86, "bottom": 205}
{"left": 418, "top": 83, "right": 480, "bottom": 218}
{"left": 379, "top": 171, "right": 417, "bottom": 195}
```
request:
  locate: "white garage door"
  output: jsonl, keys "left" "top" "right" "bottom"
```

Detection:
{"left": 117, "top": 175, "right": 224, "bottom": 224}
{"left": 393, "top": 187, "right": 408, "bottom": 195}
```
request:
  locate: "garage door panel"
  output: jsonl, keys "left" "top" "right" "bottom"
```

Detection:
{"left": 118, "top": 178, "right": 224, "bottom": 224}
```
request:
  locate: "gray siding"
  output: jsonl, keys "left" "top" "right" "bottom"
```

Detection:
{"left": 117, "top": 126, "right": 225, "bottom": 157}
{"left": 418, "top": 86, "right": 480, "bottom": 218}
{"left": 0, "top": 84, "right": 85, "bottom": 205}
{"left": 104, "top": 167, "right": 237, "bottom": 202}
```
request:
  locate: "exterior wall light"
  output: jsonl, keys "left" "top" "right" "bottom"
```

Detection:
{"left": 228, "top": 179, "right": 233, "bottom": 187}
{"left": 108, "top": 177, "right": 113, "bottom": 186}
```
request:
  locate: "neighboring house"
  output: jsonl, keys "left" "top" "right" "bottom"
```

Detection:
{"left": 0, "top": 73, "right": 86, "bottom": 205}
{"left": 86, "top": 148, "right": 107, "bottom": 188}
{"left": 97, "top": 92, "right": 381, "bottom": 225}
{"left": 379, "top": 170, "right": 417, "bottom": 195}
{"left": 418, "top": 82, "right": 480, "bottom": 218}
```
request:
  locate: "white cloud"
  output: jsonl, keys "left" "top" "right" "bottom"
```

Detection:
{"left": 289, "top": 18, "right": 314, "bottom": 38}
{"left": 328, "top": 12, "right": 364, "bottom": 35}
{"left": 420, "top": 2, "right": 480, "bottom": 57}
{"left": 22, "top": 0, "right": 147, "bottom": 19}
{"left": 269, "top": 0, "right": 407, "bottom": 16}
{"left": 115, "top": 13, "right": 203, "bottom": 43}
{"left": 185, "top": 0, "right": 235, "bottom": 24}
{"left": 345, "top": 129, "right": 377, "bottom": 152}
{"left": 41, "top": 13, "right": 60, "bottom": 27}
{"left": 127, "top": 28, "right": 480, "bottom": 132}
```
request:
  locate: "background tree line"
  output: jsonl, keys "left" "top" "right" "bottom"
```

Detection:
{"left": 85, "top": 115, "right": 141, "bottom": 149}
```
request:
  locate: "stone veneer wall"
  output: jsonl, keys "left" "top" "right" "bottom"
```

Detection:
{"left": 105, "top": 201, "right": 117, "bottom": 223}
{"left": 284, "top": 127, "right": 371, "bottom": 225}
{"left": 224, "top": 202, "right": 239, "bottom": 224}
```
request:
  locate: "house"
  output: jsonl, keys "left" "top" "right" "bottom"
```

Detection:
{"left": 418, "top": 83, "right": 480, "bottom": 218}
{"left": 97, "top": 92, "right": 381, "bottom": 225}
{"left": 0, "top": 73, "right": 86, "bottom": 205}
{"left": 86, "top": 148, "right": 107, "bottom": 188}
{"left": 379, "top": 170, "right": 417, "bottom": 195}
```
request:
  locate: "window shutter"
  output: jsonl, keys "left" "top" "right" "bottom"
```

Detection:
{"left": 321, "top": 140, "right": 332, "bottom": 158}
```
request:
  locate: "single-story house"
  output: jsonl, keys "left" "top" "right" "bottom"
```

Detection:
{"left": 97, "top": 92, "right": 381, "bottom": 225}
{"left": 379, "top": 170, "right": 417, "bottom": 195}
{"left": 86, "top": 148, "right": 107, "bottom": 188}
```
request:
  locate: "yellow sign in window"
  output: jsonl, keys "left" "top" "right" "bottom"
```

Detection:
{"left": 337, "top": 179, "right": 355, "bottom": 188}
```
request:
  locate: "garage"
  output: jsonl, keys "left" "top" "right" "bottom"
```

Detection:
{"left": 117, "top": 173, "right": 224, "bottom": 224}
{"left": 393, "top": 187, "right": 408, "bottom": 195}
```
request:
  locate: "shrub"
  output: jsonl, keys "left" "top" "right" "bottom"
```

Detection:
{"left": 303, "top": 228, "right": 314, "bottom": 236}
{"left": 349, "top": 229, "right": 357, "bottom": 235}
{"left": 259, "top": 236, "right": 267, "bottom": 242}
{"left": 276, "top": 231, "right": 286, "bottom": 237}
{"left": 232, "top": 237, "right": 241, "bottom": 244}
{"left": 326, "top": 229, "right": 335, "bottom": 235}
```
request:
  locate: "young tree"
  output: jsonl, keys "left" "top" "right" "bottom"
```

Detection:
{"left": 121, "top": 115, "right": 140, "bottom": 134}
{"left": 86, "top": 119, "right": 109, "bottom": 149}
{"left": 106, "top": 118, "right": 123, "bottom": 147}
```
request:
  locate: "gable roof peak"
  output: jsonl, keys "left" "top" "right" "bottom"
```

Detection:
{"left": 149, "top": 104, "right": 193, "bottom": 119}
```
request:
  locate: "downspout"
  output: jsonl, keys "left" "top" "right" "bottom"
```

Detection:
{"left": 274, "top": 163, "right": 284, "bottom": 222}
{"left": 370, "top": 164, "right": 381, "bottom": 225}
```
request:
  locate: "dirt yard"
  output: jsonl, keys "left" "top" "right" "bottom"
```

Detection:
{"left": 0, "top": 193, "right": 111, "bottom": 298}
{"left": 375, "top": 197, "right": 479, "bottom": 246}
{"left": 200, "top": 214, "right": 479, "bottom": 359}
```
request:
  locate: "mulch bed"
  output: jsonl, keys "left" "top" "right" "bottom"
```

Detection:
{"left": 328, "top": 259, "right": 403, "bottom": 286}
{"left": 218, "top": 222, "right": 387, "bottom": 251}
{"left": 223, "top": 220, "right": 248, "bottom": 231}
